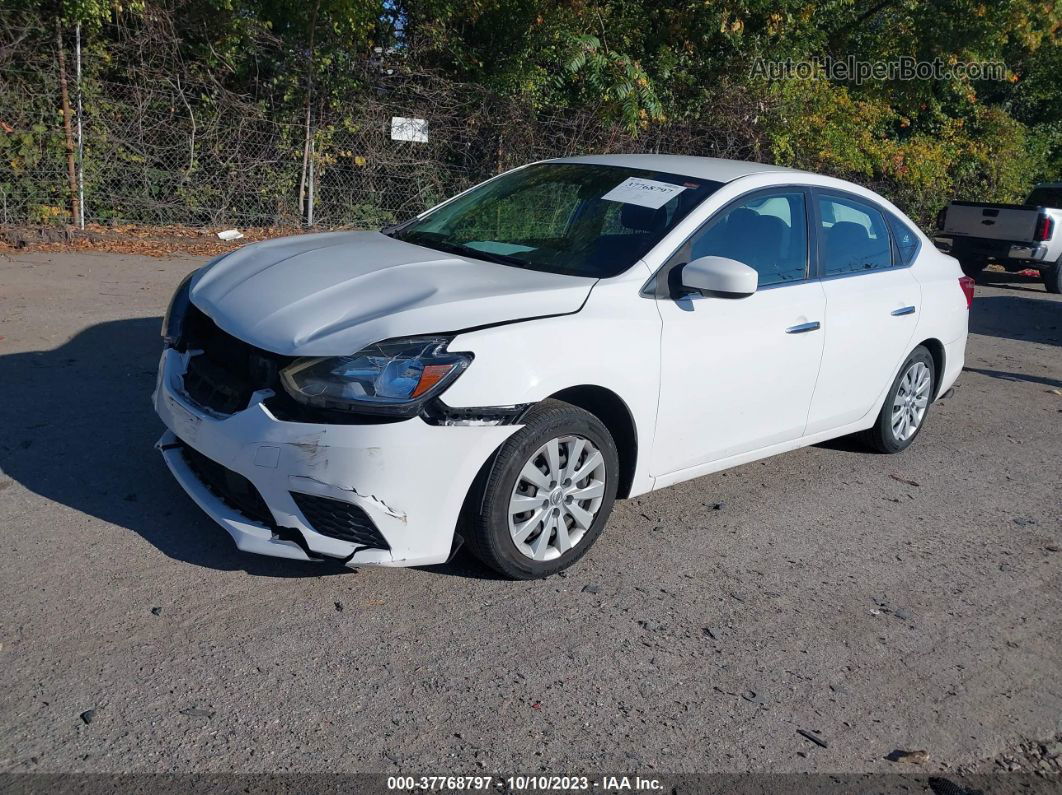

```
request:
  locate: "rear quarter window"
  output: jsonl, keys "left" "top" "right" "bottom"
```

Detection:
{"left": 887, "top": 213, "right": 921, "bottom": 266}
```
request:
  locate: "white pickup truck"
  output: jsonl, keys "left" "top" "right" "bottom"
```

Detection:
{"left": 936, "top": 182, "right": 1062, "bottom": 293}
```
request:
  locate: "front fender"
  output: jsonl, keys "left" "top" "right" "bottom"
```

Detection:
{"left": 443, "top": 276, "right": 661, "bottom": 496}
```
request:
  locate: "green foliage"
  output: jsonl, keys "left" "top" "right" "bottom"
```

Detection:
{"left": 392, "top": 0, "right": 1060, "bottom": 219}
{"left": 0, "top": 123, "right": 68, "bottom": 223}
{"left": 1, "top": 0, "right": 1060, "bottom": 227}
{"left": 59, "top": 0, "right": 144, "bottom": 28}
{"left": 760, "top": 73, "right": 1048, "bottom": 224}
{"left": 559, "top": 34, "right": 663, "bottom": 129}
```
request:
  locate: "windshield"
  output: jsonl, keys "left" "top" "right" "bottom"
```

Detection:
{"left": 387, "top": 163, "right": 722, "bottom": 278}
{"left": 1027, "top": 187, "right": 1062, "bottom": 208}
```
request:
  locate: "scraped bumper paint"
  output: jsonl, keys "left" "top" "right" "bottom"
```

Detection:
{"left": 154, "top": 348, "right": 518, "bottom": 567}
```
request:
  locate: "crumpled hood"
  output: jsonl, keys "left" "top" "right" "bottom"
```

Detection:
{"left": 190, "top": 231, "right": 595, "bottom": 356}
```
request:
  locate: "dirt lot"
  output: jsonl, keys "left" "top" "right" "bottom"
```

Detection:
{"left": 0, "top": 251, "right": 1059, "bottom": 776}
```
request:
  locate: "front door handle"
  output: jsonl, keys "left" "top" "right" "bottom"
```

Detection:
{"left": 786, "top": 321, "right": 821, "bottom": 334}
{"left": 891, "top": 305, "right": 916, "bottom": 316}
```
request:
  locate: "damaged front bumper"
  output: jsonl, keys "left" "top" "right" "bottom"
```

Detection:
{"left": 154, "top": 348, "right": 518, "bottom": 567}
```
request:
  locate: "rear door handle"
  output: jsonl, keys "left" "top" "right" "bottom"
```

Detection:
{"left": 786, "top": 321, "right": 821, "bottom": 334}
{"left": 891, "top": 305, "right": 916, "bottom": 316}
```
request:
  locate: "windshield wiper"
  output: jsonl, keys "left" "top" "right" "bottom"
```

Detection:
{"left": 405, "top": 236, "right": 530, "bottom": 268}
{"left": 453, "top": 244, "right": 529, "bottom": 268}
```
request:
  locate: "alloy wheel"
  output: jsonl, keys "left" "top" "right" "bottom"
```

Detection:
{"left": 891, "top": 361, "right": 931, "bottom": 442}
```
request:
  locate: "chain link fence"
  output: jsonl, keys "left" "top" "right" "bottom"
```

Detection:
{"left": 0, "top": 20, "right": 769, "bottom": 232}
{"left": 1, "top": 67, "right": 486, "bottom": 228}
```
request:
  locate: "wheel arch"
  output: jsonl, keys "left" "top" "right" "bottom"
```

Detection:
{"left": 547, "top": 385, "right": 639, "bottom": 499}
{"left": 915, "top": 337, "right": 946, "bottom": 399}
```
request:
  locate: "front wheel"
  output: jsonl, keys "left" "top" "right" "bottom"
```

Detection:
{"left": 463, "top": 399, "right": 619, "bottom": 579}
{"left": 1043, "top": 260, "right": 1062, "bottom": 294}
{"left": 860, "top": 346, "right": 936, "bottom": 454}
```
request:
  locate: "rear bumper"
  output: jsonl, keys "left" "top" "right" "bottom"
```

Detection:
{"left": 938, "top": 333, "right": 966, "bottom": 399}
{"left": 943, "top": 236, "right": 1050, "bottom": 266}
{"left": 154, "top": 348, "right": 518, "bottom": 567}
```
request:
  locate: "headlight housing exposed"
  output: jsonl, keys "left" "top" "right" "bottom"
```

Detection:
{"left": 280, "top": 336, "right": 472, "bottom": 415}
{"left": 161, "top": 270, "right": 196, "bottom": 348}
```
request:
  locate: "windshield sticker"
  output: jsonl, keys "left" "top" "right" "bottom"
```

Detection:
{"left": 602, "top": 177, "right": 687, "bottom": 209}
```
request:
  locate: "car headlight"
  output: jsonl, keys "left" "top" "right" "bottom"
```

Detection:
{"left": 280, "top": 336, "right": 473, "bottom": 415}
{"left": 161, "top": 270, "right": 196, "bottom": 348}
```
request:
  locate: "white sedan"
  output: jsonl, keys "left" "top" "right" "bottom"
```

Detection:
{"left": 155, "top": 155, "right": 972, "bottom": 578}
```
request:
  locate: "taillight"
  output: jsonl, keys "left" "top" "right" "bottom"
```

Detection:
{"left": 1034, "top": 213, "right": 1054, "bottom": 242}
{"left": 958, "top": 276, "right": 975, "bottom": 309}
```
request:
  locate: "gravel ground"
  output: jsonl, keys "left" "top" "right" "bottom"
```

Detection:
{"left": 0, "top": 251, "right": 1059, "bottom": 776}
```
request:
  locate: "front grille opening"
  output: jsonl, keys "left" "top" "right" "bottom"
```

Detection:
{"left": 179, "top": 305, "right": 288, "bottom": 415}
{"left": 290, "top": 491, "right": 391, "bottom": 551}
{"left": 183, "top": 354, "right": 253, "bottom": 415}
{"left": 177, "top": 306, "right": 399, "bottom": 424}
{"left": 181, "top": 443, "right": 275, "bottom": 528}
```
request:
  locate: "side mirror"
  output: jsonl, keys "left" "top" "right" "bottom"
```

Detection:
{"left": 680, "top": 256, "right": 758, "bottom": 297}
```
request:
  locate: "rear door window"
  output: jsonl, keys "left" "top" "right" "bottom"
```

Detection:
{"left": 817, "top": 194, "right": 894, "bottom": 276}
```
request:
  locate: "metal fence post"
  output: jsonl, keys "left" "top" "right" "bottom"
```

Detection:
{"left": 307, "top": 135, "right": 315, "bottom": 227}
{"left": 75, "top": 23, "right": 85, "bottom": 229}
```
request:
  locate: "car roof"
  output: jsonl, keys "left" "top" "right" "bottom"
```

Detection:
{"left": 548, "top": 153, "right": 806, "bottom": 183}
{"left": 1033, "top": 182, "right": 1062, "bottom": 189}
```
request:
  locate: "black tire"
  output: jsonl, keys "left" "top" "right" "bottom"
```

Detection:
{"left": 1043, "top": 260, "right": 1062, "bottom": 294}
{"left": 959, "top": 258, "right": 987, "bottom": 280}
{"left": 860, "top": 346, "right": 936, "bottom": 454}
{"left": 463, "top": 399, "right": 619, "bottom": 579}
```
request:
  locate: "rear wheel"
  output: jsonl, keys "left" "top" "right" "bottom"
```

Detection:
{"left": 860, "top": 346, "right": 936, "bottom": 454}
{"left": 463, "top": 399, "right": 619, "bottom": 579}
{"left": 1043, "top": 260, "right": 1062, "bottom": 294}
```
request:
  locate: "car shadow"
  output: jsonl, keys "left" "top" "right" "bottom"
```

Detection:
{"left": 0, "top": 317, "right": 349, "bottom": 578}
{"left": 975, "top": 268, "right": 1048, "bottom": 294}
{"left": 961, "top": 367, "right": 1062, "bottom": 389}
{"left": 418, "top": 548, "right": 509, "bottom": 581}
{"left": 813, "top": 435, "right": 874, "bottom": 455}
{"left": 968, "top": 294, "right": 1061, "bottom": 347}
